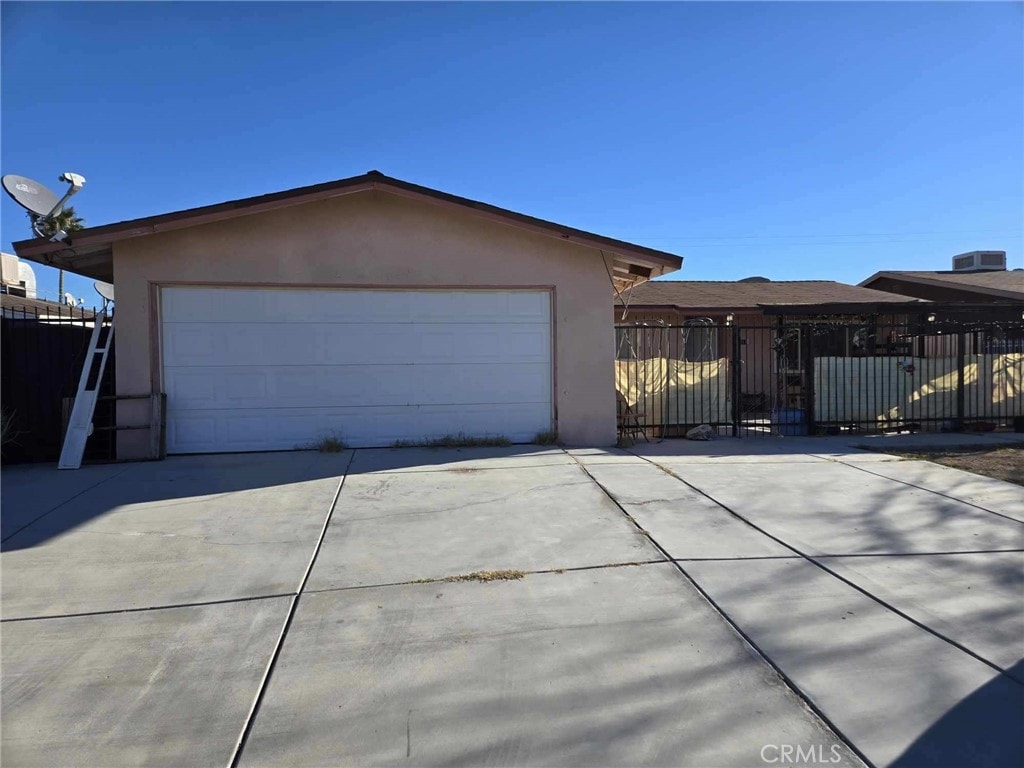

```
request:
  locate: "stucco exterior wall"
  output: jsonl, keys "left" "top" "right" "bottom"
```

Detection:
{"left": 113, "top": 190, "right": 617, "bottom": 456}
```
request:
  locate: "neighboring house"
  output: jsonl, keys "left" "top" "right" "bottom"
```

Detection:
{"left": 614, "top": 277, "right": 917, "bottom": 324}
{"left": 13, "top": 171, "right": 681, "bottom": 456}
{"left": 860, "top": 251, "right": 1024, "bottom": 304}
{"left": 613, "top": 279, "right": 924, "bottom": 431}
{"left": 613, "top": 277, "right": 917, "bottom": 361}
{"left": 1, "top": 251, "right": 37, "bottom": 299}
{"left": 0, "top": 293, "right": 95, "bottom": 323}
{"left": 861, "top": 251, "right": 1024, "bottom": 355}
{"left": 613, "top": 274, "right": 1023, "bottom": 437}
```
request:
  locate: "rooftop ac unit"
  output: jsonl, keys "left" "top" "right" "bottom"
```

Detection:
{"left": 0, "top": 252, "right": 19, "bottom": 286}
{"left": 17, "top": 261, "right": 37, "bottom": 298}
{"left": 951, "top": 251, "right": 1006, "bottom": 271}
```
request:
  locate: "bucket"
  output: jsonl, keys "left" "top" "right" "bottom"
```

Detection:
{"left": 773, "top": 408, "right": 807, "bottom": 436}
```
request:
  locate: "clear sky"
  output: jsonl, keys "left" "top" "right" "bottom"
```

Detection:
{"left": 2, "top": 1, "right": 1021, "bottom": 306}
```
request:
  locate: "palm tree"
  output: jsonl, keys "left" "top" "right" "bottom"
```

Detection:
{"left": 34, "top": 206, "right": 85, "bottom": 298}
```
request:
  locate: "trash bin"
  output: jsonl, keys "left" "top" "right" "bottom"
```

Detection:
{"left": 773, "top": 408, "right": 807, "bottom": 436}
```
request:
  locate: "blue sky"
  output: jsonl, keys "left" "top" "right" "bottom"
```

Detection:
{"left": 2, "top": 1, "right": 1021, "bottom": 305}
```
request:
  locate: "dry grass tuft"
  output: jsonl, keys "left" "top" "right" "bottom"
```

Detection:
{"left": 312, "top": 435, "right": 347, "bottom": 452}
{"left": 534, "top": 430, "right": 559, "bottom": 445}
{"left": 392, "top": 432, "right": 511, "bottom": 449}
{"left": 443, "top": 569, "right": 525, "bottom": 583}
{"left": 892, "top": 446, "right": 1023, "bottom": 486}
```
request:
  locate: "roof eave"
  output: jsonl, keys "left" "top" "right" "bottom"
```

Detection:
{"left": 12, "top": 173, "right": 682, "bottom": 282}
{"left": 759, "top": 301, "right": 928, "bottom": 315}
{"left": 861, "top": 271, "right": 1024, "bottom": 301}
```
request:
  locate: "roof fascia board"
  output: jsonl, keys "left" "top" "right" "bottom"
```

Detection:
{"left": 14, "top": 174, "right": 682, "bottom": 273}
{"left": 13, "top": 181, "right": 378, "bottom": 257}
{"left": 861, "top": 271, "right": 1022, "bottom": 300}
{"left": 620, "top": 303, "right": 763, "bottom": 312}
{"left": 375, "top": 183, "right": 680, "bottom": 271}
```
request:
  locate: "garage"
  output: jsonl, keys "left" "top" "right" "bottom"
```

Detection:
{"left": 14, "top": 171, "right": 681, "bottom": 457}
{"left": 162, "top": 286, "right": 553, "bottom": 452}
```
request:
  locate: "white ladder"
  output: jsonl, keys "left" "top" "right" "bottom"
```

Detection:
{"left": 58, "top": 309, "right": 114, "bottom": 470}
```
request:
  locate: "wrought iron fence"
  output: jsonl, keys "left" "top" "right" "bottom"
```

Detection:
{"left": 615, "top": 317, "right": 1024, "bottom": 438}
{"left": 1, "top": 303, "right": 116, "bottom": 463}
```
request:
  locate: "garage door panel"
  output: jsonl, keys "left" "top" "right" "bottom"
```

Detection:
{"left": 164, "top": 363, "right": 551, "bottom": 410}
{"left": 166, "top": 403, "right": 551, "bottom": 453}
{"left": 163, "top": 288, "right": 551, "bottom": 325}
{"left": 162, "top": 288, "right": 552, "bottom": 453}
{"left": 165, "top": 323, "right": 551, "bottom": 368}
{"left": 411, "top": 326, "right": 550, "bottom": 363}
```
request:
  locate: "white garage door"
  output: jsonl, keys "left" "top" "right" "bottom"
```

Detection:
{"left": 161, "top": 287, "right": 553, "bottom": 453}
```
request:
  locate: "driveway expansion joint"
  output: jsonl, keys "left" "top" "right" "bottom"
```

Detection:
{"left": 815, "top": 454, "right": 1024, "bottom": 524}
{"left": 227, "top": 449, "right": 356, "bottom": 768}
{"left": 631, "top": 450, "right": 1024, "bottom": 686}
{"left": 562, "top": 449, "right": 873, "bottom": 768}
{"left": 0, "top": 592, "right": 295, "bottom": 623}
{"left": 301, "top": 558, "right": 669, "bottom": 595}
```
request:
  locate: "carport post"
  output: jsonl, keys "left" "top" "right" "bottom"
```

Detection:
{"left": 731, "top": 325, "right": 742, "bottom": 437}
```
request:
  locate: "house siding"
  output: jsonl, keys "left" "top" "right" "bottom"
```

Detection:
{"left": 113, "top": 190, "right": 617, "bottom": 457}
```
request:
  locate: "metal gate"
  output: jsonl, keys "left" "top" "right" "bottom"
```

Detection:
{"left": 615, "top": 317, "right": 1024, "bottom": 438}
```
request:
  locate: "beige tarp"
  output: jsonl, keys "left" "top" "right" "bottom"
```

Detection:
{"left": 615, "top": 358, "right": 731, "bottom": 426}
{"left": 814, "top": 353, "right": 1023, "bottom": 424}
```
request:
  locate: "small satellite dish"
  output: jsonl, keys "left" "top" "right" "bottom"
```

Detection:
{"left": 94, "top": 281, "right": 115, "bottom": 302}
{"left": 63, "top": 292, "right": 78, "bottom": 307}
{"left": 2, "top": 174, "right": 61, "bottom": 218}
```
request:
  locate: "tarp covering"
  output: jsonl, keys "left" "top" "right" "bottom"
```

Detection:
{"left": 814, "top": 353, "right": 1023, "bottom": 424}
{"left": 615, "top": 358, "right": 731, "bottom": 426}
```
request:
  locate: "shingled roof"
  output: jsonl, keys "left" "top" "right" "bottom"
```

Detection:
{"left": 615, "top": 280, "right": 917, "bottom": 310}
{"left": 860, "top": 269, "right": 1024, "bottom": 301}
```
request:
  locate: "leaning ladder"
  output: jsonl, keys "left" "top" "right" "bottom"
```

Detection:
{"left": 58, "top": 309, "right": 114, "bottom": 470}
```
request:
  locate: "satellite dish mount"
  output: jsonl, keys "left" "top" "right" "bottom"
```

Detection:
{"left": 1, "top": 171, "right": 86, "bottom": 242}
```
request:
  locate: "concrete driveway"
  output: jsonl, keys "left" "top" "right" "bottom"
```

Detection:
{"left": 2, "top": 435, "right": 1022, "bottom": 767}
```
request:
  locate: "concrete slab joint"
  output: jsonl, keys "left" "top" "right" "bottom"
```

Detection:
{"left": 2, "top": 440, "right": 1021, "bottom": 767}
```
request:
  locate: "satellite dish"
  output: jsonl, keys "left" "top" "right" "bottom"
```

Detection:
{"left": 94, "top": 281, "right": 115, "bottom": 302}
{"left": 1, "top": 172, "right": 86, "bottom": 241}
{"left": 63, "top": 292, "right": 78, "bottom": 307}
{"left": 2, "top": 174, "right": 61, "bottom": 218}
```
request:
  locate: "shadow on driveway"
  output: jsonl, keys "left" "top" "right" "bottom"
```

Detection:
{"left": 1, "top": 451, "right": 348, "bottom": 551}
{"left": 891, "top": 658, "right": 1024, "bottom": 768}
{"left": 0, "top": 446, "right": 569, "bottom": 552}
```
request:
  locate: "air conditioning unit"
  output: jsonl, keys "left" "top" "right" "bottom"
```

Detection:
{"left": 951, "top": 251, "right": 1006, "bottom": 272}
{"left": 17, "top": 261, "right": 37, "bottom": 298}
{"left": 0, "top": 252, "right": 19, "bottom": 287}
{"left": 0, "top": 252, "right": 37, "bottom": 298}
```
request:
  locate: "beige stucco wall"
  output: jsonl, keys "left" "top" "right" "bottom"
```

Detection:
{"left": 113, "top": 190, "right": 617, "bottom": 457}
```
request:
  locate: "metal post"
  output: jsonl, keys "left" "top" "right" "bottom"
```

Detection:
{"left": 803, "top": 325, "right": 816, "bottom": 435}
{"left": 956, "top": 331, "right": 966, "bottom": 430}
{"left": 731, "top": 325, "right": 742, "bottom": 437}
{"left": 664, "top": 325, "right": 671, "bottom": 436}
